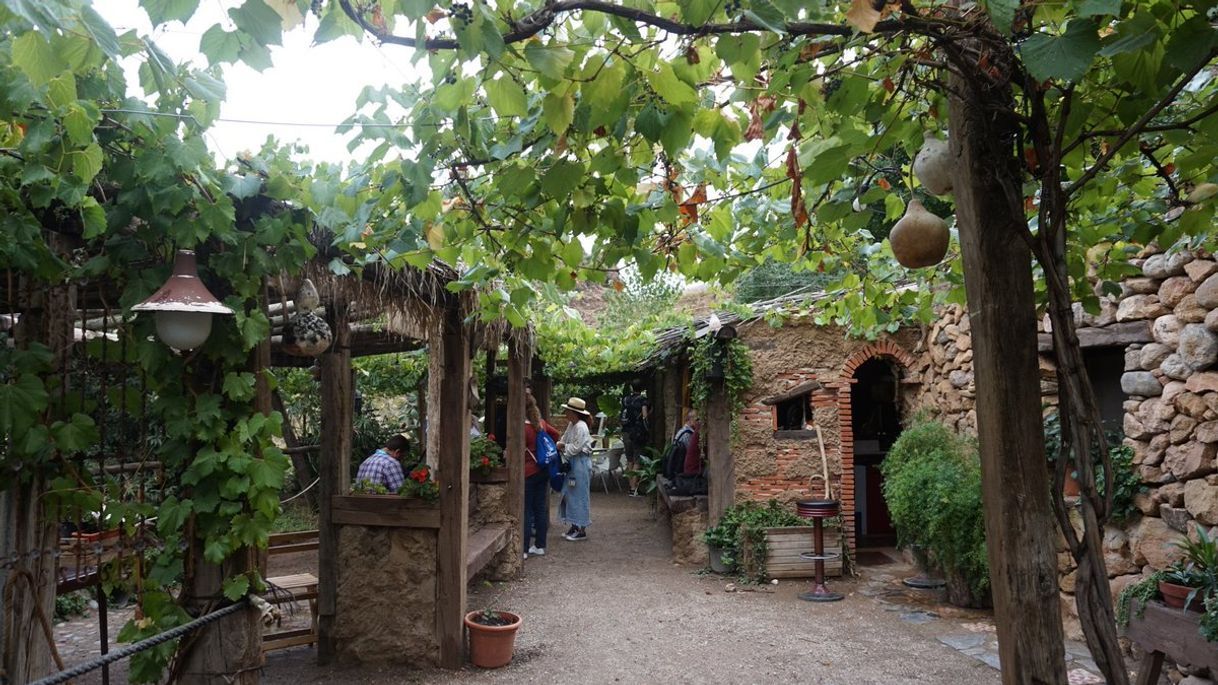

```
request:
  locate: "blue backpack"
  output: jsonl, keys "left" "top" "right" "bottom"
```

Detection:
{"left": 534, "top": 430, "right": 565, "bottom": 492}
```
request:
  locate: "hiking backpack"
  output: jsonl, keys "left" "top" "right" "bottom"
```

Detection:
{"left": 620, "top": 394, "right": 649, "bottom": 439}
{"left": 534, "top": 430, "right": 565, "bottom": 492}
{"left": 663, "top": 427, "right": 693, "bottom": 480}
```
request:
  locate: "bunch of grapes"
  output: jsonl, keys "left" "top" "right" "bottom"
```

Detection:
{"left": 443, "top": 73, "right": 458, "bottom": 84}
{"left": 724, "top": 0, "right": 741, "bottom": 16}
{"left": 450, "top": 1, "right": 473, "bottom": 24}
{"left": 310, "top": 0, "right": 324, "bottom": 16}
{"left": 822, "top": 77, "right": 842, "bottom": 98}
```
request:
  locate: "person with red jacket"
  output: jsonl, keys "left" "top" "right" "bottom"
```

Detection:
{"left": 524, "top": 390, "right": 561, "bottom": 558}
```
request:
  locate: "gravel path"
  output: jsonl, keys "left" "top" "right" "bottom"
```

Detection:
{"left": 51, "top": 490, "right": 1034, "bottom": 684}
{"left": 261, "top": 491, "right": 1002, "bottom": 685}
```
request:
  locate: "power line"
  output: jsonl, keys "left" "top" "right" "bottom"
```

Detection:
{"left": 99, "top": 108, "right": 502, "bottom": 129}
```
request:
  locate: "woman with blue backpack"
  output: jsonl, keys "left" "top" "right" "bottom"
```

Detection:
{"left": 523, "top": 390, "right": 561, "bottom": 558}
{"left": 556, "top": 397, "right": 595, "bottom": 541}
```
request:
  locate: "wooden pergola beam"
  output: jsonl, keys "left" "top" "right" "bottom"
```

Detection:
{"left": 760, "top": 379, "right": 823, "bottom": 406}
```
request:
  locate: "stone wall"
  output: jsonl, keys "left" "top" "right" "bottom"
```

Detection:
{"left": 334, "top": 525, "right": 439, "bottom": 665}
{"left": 1107, "top": 251, "right": 1218, "bottom": 611}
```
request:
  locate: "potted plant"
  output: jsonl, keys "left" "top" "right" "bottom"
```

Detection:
{"left": 465, "top": 608, "right": 521, "bottom": 668}
{"left": 703, "top": 520, "right": 736, "bottom": 574}
{"left": 469, "top": 435, "right": 505, "bottom": 478}
{"left": 1119, "top": 525, "right": 1218, "bottom": 623}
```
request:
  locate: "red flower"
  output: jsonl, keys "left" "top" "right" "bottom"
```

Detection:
{"left": 487, "top": 434, "right": 495, "bottom": 441}
{"left": 480, "top": 456, "right": 490, "bottom": 465}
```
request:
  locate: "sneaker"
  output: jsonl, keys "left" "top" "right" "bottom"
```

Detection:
{"left": 565, "top": 530, "right": 588, "bottom": 542}
{"left": 528, "top": 546, "right": 545, "bottom": 556}
{"left": 565, "top": 525, "right": 578, "bottom": 537}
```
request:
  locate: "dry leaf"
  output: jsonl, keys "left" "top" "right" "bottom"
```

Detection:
{"left": 845, "top": 0, "right": 897, "bottom": 34}
{"left": 425, "top": 7, "right": 447, "bottom": 23}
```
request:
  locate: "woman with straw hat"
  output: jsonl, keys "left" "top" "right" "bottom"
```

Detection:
{"left": 556, "top": 397, "right": 595, "bottom": 541}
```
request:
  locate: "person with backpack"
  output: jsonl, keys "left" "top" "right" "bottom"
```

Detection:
{"left": 557, "top": 397, "right": 595, "bottom": 541}
{"left": 620, "top": 382, "right": 650, "bottom": 497}
{"left": 664, "top": 410, "right": 700, "bottom": 482}
{"left": 523, "top": 390, "right": 560, "bottom": 559}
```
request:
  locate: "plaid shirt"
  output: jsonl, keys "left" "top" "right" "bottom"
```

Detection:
{"left": 355, "top": 449, "right": 405, "bottom": 493}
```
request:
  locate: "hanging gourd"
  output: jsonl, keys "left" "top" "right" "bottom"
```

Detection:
{"left": 890, "top": 199, "right": 950, "bottom": 269}
{"left": 282, "top": 278, "right": 333, "bottom": 357}
{"left": 913, "top": 137, "right": 953, "bottom": 196}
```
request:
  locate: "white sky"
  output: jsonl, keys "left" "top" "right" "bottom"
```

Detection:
{"left": 98, "top": 1, "right": 423, "bottom": 164}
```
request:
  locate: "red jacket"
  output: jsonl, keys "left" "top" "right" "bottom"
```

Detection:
{"left": 682, "top": 427, "right": 702, "bottom": 476}
{"left": 524, "top": 420, "right": 561, "bottom": 478}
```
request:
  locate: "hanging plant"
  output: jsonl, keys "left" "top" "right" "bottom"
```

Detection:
{"left": 688, "top": 335, "right": 753, "bottom": 417}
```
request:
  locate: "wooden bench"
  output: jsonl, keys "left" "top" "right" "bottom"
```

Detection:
{"left": 262, "top": 530, "right": 320, "bottom": 652}
{"left": 466, "top": 523, "right": 512, "bottom": 579}
{"left": 656, "top": 476, "right": 708, "bottom": 515}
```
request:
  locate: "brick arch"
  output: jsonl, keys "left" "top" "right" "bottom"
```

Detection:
{"left": 841, "top": 340, "right": 915, "bottom": 379}
{"left": 835, "top": 340, "right": 914, "bottom": 551}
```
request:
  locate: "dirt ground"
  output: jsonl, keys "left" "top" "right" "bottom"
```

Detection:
{"left": 54, "top": 490, "right": 1011, "bottom": 684}
{"left": 262, "top": 491, "right": 1000, "bottom": 685}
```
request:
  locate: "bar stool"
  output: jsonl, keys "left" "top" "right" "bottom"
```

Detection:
{"left": 796, "top": 499, "right": 843, "bottom": 602}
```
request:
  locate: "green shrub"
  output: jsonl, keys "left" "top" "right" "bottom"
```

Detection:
{"left": 1043, "top": 410, "right": 1143, "bottom": 522}
{"left": 881, "top": 419, "right": 989, "bottom": 600}
{"left": 54, "top": 591, "right": 90, "bottom": 622}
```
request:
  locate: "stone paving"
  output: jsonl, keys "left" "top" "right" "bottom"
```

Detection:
{"left": 858, "top": 566, "right": 1107, "bottom": 684}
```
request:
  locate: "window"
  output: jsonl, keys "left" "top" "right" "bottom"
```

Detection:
{"left": 776, "top": 394, "right": 810, "bottom": 431}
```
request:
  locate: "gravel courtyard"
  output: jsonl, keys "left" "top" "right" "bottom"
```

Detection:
{"left": 261, "top": 491, "right": 1001, "bottom": 685}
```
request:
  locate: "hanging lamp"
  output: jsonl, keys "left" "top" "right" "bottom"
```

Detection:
{"left": 132, "top": 250, "right": 233, "bottom": 351}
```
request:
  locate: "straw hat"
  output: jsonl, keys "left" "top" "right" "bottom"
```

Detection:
{"left": 561, "top": 397, "right": 591, "bottom": 416}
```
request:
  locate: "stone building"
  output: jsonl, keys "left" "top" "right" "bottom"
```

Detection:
{"left": 645, "top": 250, "right": 1218, "bottom": 644}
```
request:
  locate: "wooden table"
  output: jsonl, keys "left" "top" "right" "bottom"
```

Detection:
{"left": 1124, "top": 600, "right": 1218, "bottom": 685}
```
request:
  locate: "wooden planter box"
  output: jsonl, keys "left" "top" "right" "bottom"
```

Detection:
{"left": 331, "top": 494, "right": 440, "bottom": 528}
{"left": 470, "top": 466, "right": 509, "bottom": 484}
{"left": 741, "top": 526, "right": 844, "bottom": 579}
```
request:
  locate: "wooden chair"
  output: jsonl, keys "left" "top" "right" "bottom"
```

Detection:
{"left": 261, "top": 530, "right": 320, "bottom": 652}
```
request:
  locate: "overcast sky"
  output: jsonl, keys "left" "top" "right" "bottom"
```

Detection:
{"left": 98, "top": 1, "right": 422, "bottom": 164}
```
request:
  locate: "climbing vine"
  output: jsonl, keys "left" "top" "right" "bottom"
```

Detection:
{"left": 688, "top": 336, "right": 753, "bottom": 417}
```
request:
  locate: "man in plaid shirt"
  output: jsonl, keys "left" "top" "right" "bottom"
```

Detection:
{"left": 355, "top": 434, "right": 410, "bottom": 493}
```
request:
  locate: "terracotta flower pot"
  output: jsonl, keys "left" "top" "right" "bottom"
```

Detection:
{"left": 465, "top": 610, "right": 522, "bottom": 668}
{"left": 1158, "top": 581, "right": 1204, "bottom": 611}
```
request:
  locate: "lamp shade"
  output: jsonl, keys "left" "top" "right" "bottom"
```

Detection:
{"left": 133, "top": 250, "right": 233, "bottom": 350}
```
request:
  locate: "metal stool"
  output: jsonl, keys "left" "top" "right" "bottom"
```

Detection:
{"left": 796, "top": 499, "right": 843, "bottom": 602}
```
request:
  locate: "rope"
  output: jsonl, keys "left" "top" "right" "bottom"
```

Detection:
{"left": 29, "top": 598, "right": 251, "bottom": 685}
{"left": 279, "top": 478, "right": 320, "bottom": 505}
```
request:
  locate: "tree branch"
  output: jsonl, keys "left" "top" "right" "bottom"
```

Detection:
{"left": 1064, "top": 98, "right": 1218, "bottom": 153}
{"left": 1066, "top": 50, "right": 1218, "bottom": 198}
{"left": 338, "top": 0, "right": 942, "bottom": 50}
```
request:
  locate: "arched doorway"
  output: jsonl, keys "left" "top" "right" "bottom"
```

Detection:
{"left": 851, "top": 357, "right": 902, "bottom": 547}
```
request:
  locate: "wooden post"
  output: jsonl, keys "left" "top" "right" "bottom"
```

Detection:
{"left": 949, "top": 76, "right": 1068, "bottom": 683}
{"left": 484, "top": 347, "right": 498, "bottom": 440}
{"left": 435, "top": 303, "right": 471, "bottom": 669}
{"left": 705, "top": 377, "right": 732, "bottom": 525}
{"left": 505, "top": 334, "right": 529, "bottom": 570}
{"left": 1, "top": 271, "right": 71, "bottom": 683}
{"left": 416, "top": 375, "right": 427, "bottom": 453}
{"left": 650, "top": 371, "right": 667, "bottom": 453}
{"left": 532, "top": 361, "right": 552, "bottom": 423}
{"left": 316, "top": 303, "right": 351, "bottom": 665}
